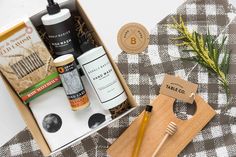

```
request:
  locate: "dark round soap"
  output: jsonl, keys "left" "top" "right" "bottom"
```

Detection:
{"left": 42, "top": 113, "right": 62, "bottom": 133}
{"left": 88, "top": 113, "right": 106, "bottom": 129}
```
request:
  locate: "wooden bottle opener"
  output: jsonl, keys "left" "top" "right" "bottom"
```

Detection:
{"left": 107, "top": 94, "right": 216, "bottom": 157}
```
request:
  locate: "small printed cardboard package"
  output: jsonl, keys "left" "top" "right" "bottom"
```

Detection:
{"left": 0, "top": 18, "right": 60, "bottom": 104}
{"left": 0, "top": 0, "right": 137, "bottom": 156}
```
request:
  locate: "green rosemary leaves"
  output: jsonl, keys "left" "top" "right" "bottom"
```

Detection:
{"left": 170, "top": 16, "right": 230, "bottom": 99}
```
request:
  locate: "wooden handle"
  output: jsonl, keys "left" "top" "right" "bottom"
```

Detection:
{"left": 152, "top": 134, "right": 169, "bottom": 157}
{"left": 152, "top": 122, "right": 177, "bottom": 157}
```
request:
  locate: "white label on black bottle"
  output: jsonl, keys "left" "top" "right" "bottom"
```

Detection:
{"left": 82, "top": 54, "right": 124, "bottom": 103}
{"left": 44, "top": 17, "right": 78, "bottom": 56}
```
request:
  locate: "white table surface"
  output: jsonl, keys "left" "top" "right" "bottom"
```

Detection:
{"left": 0, "top": 0, "right": 183, "bottom": 146}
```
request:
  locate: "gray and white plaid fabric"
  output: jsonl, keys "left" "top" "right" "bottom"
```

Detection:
{"left": 116, "top": 0, "right": 236, "bottom": 156}
{"left": 1, "top": 0, "right": 236, "bottom": 156}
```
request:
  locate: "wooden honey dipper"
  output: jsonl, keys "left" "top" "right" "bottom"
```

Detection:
{"left": 152, "top": 122, "right": 177, "bottom": 157}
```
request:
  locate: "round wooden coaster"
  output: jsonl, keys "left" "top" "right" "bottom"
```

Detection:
{"left": 117, "top": 23, "right": 149, "bottom": 54}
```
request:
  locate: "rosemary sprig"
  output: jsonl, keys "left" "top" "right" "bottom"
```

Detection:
{"left": 170, "top": 16, "right": 230, "bottom": 99}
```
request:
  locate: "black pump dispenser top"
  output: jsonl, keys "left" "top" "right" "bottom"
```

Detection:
{"left": 78, "top": 35, "right": 95, "bottom": 53}
{"left": 47, "top": 0, "right": 61, "bottom": 15}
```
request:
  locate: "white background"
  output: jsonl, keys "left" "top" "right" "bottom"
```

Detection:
{"left": 0, "top": 0, "right": 186, "bottom": 146}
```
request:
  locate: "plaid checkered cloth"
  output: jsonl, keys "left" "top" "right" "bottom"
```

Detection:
{"left": 1, "top": 0, "right": 236, "bottom": 156}
{"left": 117, "top": 0, "right": 236, "bottom": 157}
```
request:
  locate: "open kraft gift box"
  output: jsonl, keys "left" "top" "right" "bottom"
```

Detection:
{"left": 0, "top": 0, "right": 137, "bottom": 156}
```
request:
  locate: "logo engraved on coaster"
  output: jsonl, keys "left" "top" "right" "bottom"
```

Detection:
{"left": 117, "top": 23, "right": 149, "bottom": 54}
